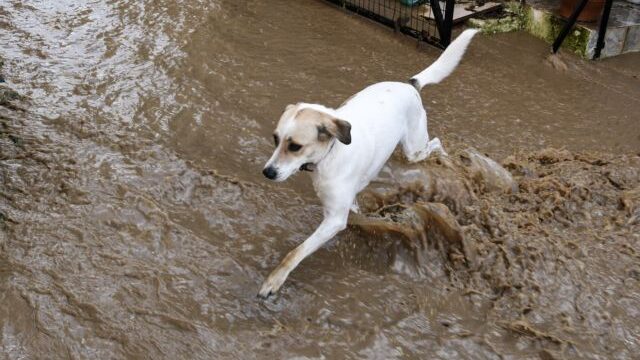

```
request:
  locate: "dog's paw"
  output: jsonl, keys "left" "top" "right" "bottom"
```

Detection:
{"left": 257, "top": 270, "right": 288, "bottom": 299}
{"left": 426, "top": 137, "right": 447, "bottom": 156}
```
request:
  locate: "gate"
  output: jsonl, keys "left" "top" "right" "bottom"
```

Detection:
{"left": 322, "top": 0, "right": 457, "bottom": 48}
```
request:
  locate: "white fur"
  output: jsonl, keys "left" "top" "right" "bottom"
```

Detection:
{"left": 259, "top": 29, "right": 478, "bottom": 298}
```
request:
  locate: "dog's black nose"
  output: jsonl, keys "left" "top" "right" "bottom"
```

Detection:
{"left": 263, "top": 166, "right": 277, "bottom": 180}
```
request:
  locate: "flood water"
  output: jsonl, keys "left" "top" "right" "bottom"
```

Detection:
{"left": 1, "top": 0, "right": 639, "bottom": 358}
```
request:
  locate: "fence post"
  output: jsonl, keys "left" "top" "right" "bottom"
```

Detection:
{"left": 593, "top": 0, "right": 614, "bottom": 59}
{"left": 552, "top": 0, "right": 589, "bottom": 53}
{"left": 441, "top": 0, "right": 455, "bottom": 47}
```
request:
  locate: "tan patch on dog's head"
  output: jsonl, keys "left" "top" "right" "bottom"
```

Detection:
{"left": 293, "top": 107, "right": 351, "bottom": 145}
{"left": 264, "top": 104, "right": 351, "bottom": 181}
{"left": 273, "top": 105, "right": 351, "bottom": 150}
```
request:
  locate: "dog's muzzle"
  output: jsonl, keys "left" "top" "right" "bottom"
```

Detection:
{"left": 300, "top": 163, "right": 315, "bottom": 172}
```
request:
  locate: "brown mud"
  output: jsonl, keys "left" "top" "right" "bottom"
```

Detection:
{"left": 1, "top": 0, "right": 640, "bottom": 359}
{"left": 352, "top": 148, "right": 640, "bottom": 358}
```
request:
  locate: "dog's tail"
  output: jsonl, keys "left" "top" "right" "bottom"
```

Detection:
{"left": 408, "top": 29, "right": 479, "bottom": 91}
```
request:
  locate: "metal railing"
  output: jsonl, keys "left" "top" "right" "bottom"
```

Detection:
{"left": 322, "top": 0, "right": 456, "bottom": 49}
{"left": 552, "top": 0, "right": 614, "bottom": 59}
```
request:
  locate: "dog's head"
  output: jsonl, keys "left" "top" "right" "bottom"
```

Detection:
{"left": 263, "top": 104, "right": 351, "bottom": 182}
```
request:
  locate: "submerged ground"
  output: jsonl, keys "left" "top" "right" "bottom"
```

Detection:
{"left": 1, "top": 0, "right": 639, "bottom": 358}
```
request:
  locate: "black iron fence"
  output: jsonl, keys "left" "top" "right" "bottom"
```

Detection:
{"left": 322, "top": 0, "right": 456, "bottom": 48}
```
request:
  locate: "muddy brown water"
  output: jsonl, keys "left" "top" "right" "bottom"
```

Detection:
{"left": 1, "top": 0, "right": 639, "bottom": 359}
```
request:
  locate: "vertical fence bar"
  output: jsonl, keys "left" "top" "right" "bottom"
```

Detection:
{"left": 429, "top": 0, "right": 446, "bottom": 44}
{"left": 441, "top": 0, "right": 455, "bottom": 47}
{"left": 552, "top": 0, "right": 589, "bottom": 53}
{"left": 593, "top": 0, "right": 613, "bottom": 59}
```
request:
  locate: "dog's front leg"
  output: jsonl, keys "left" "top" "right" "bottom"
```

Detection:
{"left": 258, "top": 208, "right": 349, "bottom": 298}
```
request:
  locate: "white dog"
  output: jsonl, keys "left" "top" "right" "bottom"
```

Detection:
{"left": 259, "top": 29, "right": 479, "bottom": 298}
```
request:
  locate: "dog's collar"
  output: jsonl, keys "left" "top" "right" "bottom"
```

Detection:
{"left": 300, "top": 163, "right": 315, "bottom": 172}
{"left": 300, "top": 140, "right": 337, "bottom": 172}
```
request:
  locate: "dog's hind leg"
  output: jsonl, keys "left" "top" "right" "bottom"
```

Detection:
{"left": 258, "top": 203, "right": 350, "bottom": 298}
{"left": 401, "top": 108, "right": 447, "bottom": 162}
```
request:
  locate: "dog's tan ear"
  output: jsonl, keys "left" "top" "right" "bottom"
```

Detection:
{"left": 332, "top": 119, "right": 351, "bottom": 145}
{"left": 317, "top": 118, "right": 351, "bottom": 145}
{"left": 279, "top": 104, "right": 299, "bottom": 125}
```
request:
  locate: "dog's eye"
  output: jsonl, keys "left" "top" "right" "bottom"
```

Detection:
{"left": 273, "top": 134, "right": 279, "bottom": 146}
{"left": 288, "top": 142, "right": 302, "bottom": 152}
